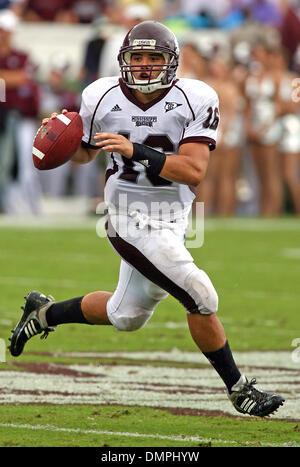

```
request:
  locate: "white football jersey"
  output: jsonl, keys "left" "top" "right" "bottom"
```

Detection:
{"left": 80, "top": 77, "right": 219, "bottom": 218}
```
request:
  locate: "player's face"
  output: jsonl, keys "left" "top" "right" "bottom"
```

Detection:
{"left": 130, "top": 52, "right": 166, "bottom": 81}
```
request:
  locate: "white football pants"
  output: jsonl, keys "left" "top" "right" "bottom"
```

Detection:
{"left": 106, "top": 211, "right": 218, "bottom": 331}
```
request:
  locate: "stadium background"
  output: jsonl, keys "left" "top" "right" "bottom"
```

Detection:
{"left": 0, "top": 0, "right": 299, "bottom": 449}
{"left": 0, "top": 0, "right": 299, "bottom": 219}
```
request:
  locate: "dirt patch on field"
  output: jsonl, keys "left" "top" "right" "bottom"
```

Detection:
{"left": 0, "top": 351, "right": 299, "bottom": 420}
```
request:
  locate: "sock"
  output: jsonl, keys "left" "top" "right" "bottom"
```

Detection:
{"left": 45, "top": 296, "right": 92, "bottom": 326}
{"left": 202, "top": 340, "right": 241, "bottom": 394}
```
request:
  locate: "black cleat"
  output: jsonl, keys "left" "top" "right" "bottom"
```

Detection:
{"left": 229, "top": 375, "right": 285, "bottom": 417}
{"left": 9, "top": 291, "right": 56, "bottom": 357}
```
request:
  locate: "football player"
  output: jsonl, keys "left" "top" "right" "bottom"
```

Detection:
{"left": 9, "top": 21, "right": 284, "bottom": 417}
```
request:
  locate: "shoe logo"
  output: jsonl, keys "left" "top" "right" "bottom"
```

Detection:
{"left": 111, "top": 104, "right": 122, "bottom": 112}
{"left": 24, "top": 320, "right": 39, "bottom": 339}
{"left": 164, "top": 101, "right": 182, "bottom": 113}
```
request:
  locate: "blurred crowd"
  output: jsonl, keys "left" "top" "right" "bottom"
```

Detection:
{"left": 0, "top": 0, "right": 299, "bottom": 217}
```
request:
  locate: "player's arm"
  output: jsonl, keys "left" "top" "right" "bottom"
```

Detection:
{"left": 159, "top": 142, "right": 209, "bottom": 186}
{"left": 70, "top": 143, "right": 99, "bottom": 164}
{"left": 94, "top": 133, "right": 209, "bottom": 186}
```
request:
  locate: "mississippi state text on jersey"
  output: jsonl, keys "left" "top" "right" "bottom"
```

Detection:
{"left": 80, "top": 76, "right": 219, "bottom": 218}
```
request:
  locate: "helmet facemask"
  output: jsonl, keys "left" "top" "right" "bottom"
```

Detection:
{"left": 119, "top": 46, "right": 178, "bottom": 94}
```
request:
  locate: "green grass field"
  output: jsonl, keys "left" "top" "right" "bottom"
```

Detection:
{"left": 0, "top": 216, "right": 299, "bottom": 448}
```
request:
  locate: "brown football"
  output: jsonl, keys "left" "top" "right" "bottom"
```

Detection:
{"left": 32, "top": 112, "right": 83, "bottom": 170}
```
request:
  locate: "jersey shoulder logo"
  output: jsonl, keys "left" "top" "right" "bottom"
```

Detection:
{"left": 111, "top": 104, "right": 122, "bottom": 112}
{"left": 164, "top": 101, "right": 182, "bottom": 113}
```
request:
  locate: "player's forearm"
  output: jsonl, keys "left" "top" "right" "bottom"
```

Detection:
{"left": 160, "top": 155, "right": 207, "bottom": 186}
{"left": 71, "top": 144, "right": 98, "bottom": 164}
{"left": 94, "top": 133, "right": 209, "bottom": 185}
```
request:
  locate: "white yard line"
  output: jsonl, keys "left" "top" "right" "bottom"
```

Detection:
{"left": 0, "top": 422, "right": 296, "bottom": 447}
{"left": 0, "top": 351, "right": 299, "bottom": 446}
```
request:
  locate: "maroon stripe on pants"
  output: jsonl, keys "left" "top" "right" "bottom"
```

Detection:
{"left": 106, "top": 218, "right": 199, "bottom": 313}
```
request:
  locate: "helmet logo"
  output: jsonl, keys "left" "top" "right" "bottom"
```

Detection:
{"left": 132, "top": 39, "right": 156, "bottom": 47}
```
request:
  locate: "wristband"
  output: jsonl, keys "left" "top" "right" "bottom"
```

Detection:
{"left": 132, "top": 143, "right": 166, "bottom": 175}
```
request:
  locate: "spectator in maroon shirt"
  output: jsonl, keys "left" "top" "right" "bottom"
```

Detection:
{"left": 22, "top": 0, "right": 108, "bottom": 23}
{"left": 0, "top": 10, "right": 39, "bottom": 117}
{"left": 280, "top": 2, "right": 300, "bottom": 65}
{"left": 22, "top": 0, "right": 77, "bottom": 23}
{"left": 0, "top": 9, "right": 42, "bottom": 214}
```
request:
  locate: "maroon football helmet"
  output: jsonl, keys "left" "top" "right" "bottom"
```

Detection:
{"left": 118, "top": 21, "right": 179, "bottom": 94}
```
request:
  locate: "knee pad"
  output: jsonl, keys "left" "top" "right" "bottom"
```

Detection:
{"left": 184, "top": 268, "right": 218, "bottom": 315}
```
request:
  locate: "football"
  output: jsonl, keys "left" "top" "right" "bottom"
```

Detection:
{"left": 32, "top": 112, "right": 83, "bottom": 170}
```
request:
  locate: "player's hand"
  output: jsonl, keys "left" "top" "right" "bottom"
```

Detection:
{"left": 42, "top": 108, "right": 68, "bottom": 125}
{"left": 94, "top": 132, "right": 133, "bottom": 158}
